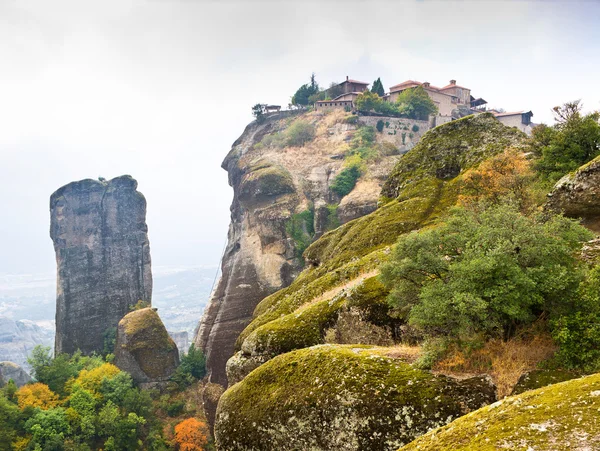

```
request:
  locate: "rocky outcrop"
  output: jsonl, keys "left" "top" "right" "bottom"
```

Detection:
{"left": 195, "top": 110, "right": 408, "bottom": 386}
{"left": 215, "top": 345, "right": 496, "bottom": 451}
{"left": 114, "top": 308, "right": 179, "bottom": 387}
{"left": 400, "top": 373, "right": 600, "bottom": 450}
{"left": 0, "top": 361, "right": 31, "bottom": 387}
{"left": 227, "top": 114, "right": 529, "bottom": 385}
{"left": 0, "top": 316, "right": 53, "bottom": 370}
{"left": 50, "top": 175, "right": 152, "bottom": 355}
{"left": 546, "top": 155, "right": 600, "bottom": 232}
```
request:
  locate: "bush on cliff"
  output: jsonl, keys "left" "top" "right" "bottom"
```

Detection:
{"left": 532, "top": 100, "right": 600, "bottom": 183}
{"left": 380, "top": 203, "right": 592, "bottom": 342}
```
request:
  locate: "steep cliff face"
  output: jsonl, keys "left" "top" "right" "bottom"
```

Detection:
{"left": 50, "top": 175, "right": 152, "bottom": 355}
{"left": 195, "top": 110, "right": 427, "bottom": 386}
{"left": 213, "top": 114, "right": 531, "bottom": 450}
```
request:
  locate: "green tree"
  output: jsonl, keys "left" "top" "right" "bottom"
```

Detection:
{"left": 0, "top": 394, "right": 21, "bottom": 449}
{"left": 180, "top": 344, "right": 206, "bottom": 380}
{"left": 292, "top": 73, "right": 320, "bottom": 106}
{"left": 371, "top": 77, "right": 385, "bottom": 97}
{"left": 252, "top": 103, "right": 265, "bottom": 123}
{"left": 552, "top": 266, "right": 600, "bottom": 371}
{"left": 380, "top": 203, "right": 592, "bottom": 340}
{"left": 26, "top": 407, "right": 71, "bottom": 450}
{"left": 395, "top": 86, "right": 438, "bottom": 120}
{"left": 533, "top": 101, "right": 600, "bottom": 182}
{"left": 354, "top": 90, "right": 383, "bottom": 112}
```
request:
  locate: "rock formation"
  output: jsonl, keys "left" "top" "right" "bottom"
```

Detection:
{"left": 227, "top": 113, "right": 528, "bottom": 385}
{"left": 50, "top": 175, "right": 152, "bottom": 355}
{"left": 0, "top": 316, "right": 53, "bottom": 370}
{"left": 215, "top": 345, "right": 496, "bottom": 450}
{"left": 0, "top": 361, "right": 31, "bottom": 387}
{"left": 114, "top": 307, "right": 179, "bottom": 387}
{"left": 546, "top": 154, "right": 600, "bottom": 232}
{"left": 400, "top": 372, "right": 600, "bottom": 450}
{"left": 195, "top": 110, "right": 427, "bottom": 386}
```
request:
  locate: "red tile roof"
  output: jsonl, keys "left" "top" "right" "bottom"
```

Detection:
{"left": 439, "top": 84, "right": 470, "bottom": 91}
{"left": 493, "top": 111, "right": 526, "bottom": 117}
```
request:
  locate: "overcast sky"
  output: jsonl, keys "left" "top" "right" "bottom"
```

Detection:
{"left": 1, "top": 0, "right": 599, "bottom": 275}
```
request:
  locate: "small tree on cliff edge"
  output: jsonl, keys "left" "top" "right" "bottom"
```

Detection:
{"left": 252, "top": 103, "right": 266, "bottom": 123}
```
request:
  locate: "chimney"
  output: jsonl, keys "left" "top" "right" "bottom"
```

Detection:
{"left": 423, "top": 82, "right": 430, "bottom": 88}
{"left": 450, "top": 79, "right": 456, "bottom": 86}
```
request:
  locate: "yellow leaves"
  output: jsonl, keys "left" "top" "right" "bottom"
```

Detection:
{"left": 16, "top": 383, "right": 60, "bottom": 410}
{"left": 74, "top": 362, "right": 120, "bottom": 398}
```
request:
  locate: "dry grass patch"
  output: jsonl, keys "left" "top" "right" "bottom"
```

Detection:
{"left": 381, "top": 344, "right": 422, "bottom": 363}
{"left": 434, "top": 333, "right": 557, "bottom": 398}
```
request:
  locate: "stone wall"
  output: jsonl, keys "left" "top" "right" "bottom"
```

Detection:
{"left": 358, "top": 116, "right": 430, "bottom": 152}
{"left": 50, "top": 175, "right": 152, "bottom": 355}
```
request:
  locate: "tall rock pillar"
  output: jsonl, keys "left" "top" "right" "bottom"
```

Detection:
{"left": 50, "top": 175, "right": 152, "bottom": 355}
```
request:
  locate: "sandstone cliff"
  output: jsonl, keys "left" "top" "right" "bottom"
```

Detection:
{"left": 214, "top": 114, "right": 530, "bottom": 450}
{"left": 195, "top": 110, "right": 428, "bottom": 385}
{"left": 50, "top": 175, "right": 152, "bottom": 355}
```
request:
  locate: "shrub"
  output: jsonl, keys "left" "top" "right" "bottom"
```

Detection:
{"left": 412, "top": 124, "right": 419, "bottom": 132}
{"left": 380, "top": 203, "right": 593, "bottom": 341}
{"left": 552, "top": 266, "right": 600, "bottom": 371}
{"left": 354, "top": 90, "right": 382, "bottom": 112}
{"left": 344, "top": 115, "right": 358, "bottom": 124}
{"left": 285, "top": 120, "right": 315, "bottom": 147}
{"left": 166, "top": 400, "right": 185, "bottom": 417}
{"left": 376, "top": 120, "right": 384, "bottom": 133}
{"left": 325, "top": 204, "right": 340, "bottom": 231}
{"left": 171, "top": 344, "right": 207, "bottom": 389}
{"left": 330, "top": 162, "right": 362, "bottom": 198}
{"left": 286, "top": 208, "right": 315, "bottom": 258}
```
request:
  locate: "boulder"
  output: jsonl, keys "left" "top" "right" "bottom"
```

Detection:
{"left": 215, "top": 345, "right": 496, "bottom": 451}
{"left": 400, "top": 372, "right": 600, "bottom": 450}
{"left": 546, "top": 155, "right": 600, "bottom": 232}
{"left": 114, "top": 308, "right": 179, "bottom": 387}
{"left": 0, "top": 361, "right": 31, "bottom": 387}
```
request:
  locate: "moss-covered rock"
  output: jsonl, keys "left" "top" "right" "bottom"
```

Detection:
{"left": 399, "top": 372, "right": 600, "bottom": 451}
{"left": 114, "top": 308, "right": 179, "bottom": 386}
{"left": 238, "top": 161, "right": 295, "bottom": 203}
{"left": 511, "top": 369, "right": 580, "bottom": 395}
{"left": 215, "top": 345, "right": 496, "bottom": 451}
{"left": 546, "top": 154, "right": 600, "bottom": 233}
{"left": 229, "top": 277, "right": 396, "bottom": 383}
{"left": 381, "top": 113, "right": 527, "bottom": 200}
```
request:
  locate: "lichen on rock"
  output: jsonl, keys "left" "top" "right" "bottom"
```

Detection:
{"left": 215, "top": 345, "right": 496, "bottom": 451}
{"left": 399, "top": 372, "right": 600, "bottom": 451}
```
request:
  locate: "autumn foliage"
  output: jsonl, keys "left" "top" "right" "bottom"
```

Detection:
{"left": 74, "top": 362, "right": 120, "bottom": 397}
{"left": 174, "top": 417, "right": 209, "bottom": 451}
{"left": 460, "top": 148, "right": 534, "bottom": 211}
{"left": 16, "top": 383, "right": 60, "bottom": 410}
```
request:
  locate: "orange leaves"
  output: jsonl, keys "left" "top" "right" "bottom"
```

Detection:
{"left": 16, "top": 383, "right": 60, "bottom": 410}
{"left": 460, "top": 148, "right": 534, "bottom": 210}
{"left": 174, "top": 417, "right": 209, "bottom": 451}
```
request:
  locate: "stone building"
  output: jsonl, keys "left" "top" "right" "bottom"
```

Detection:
{"left": 493, "top": 111, "right": 534, "bottom": 134}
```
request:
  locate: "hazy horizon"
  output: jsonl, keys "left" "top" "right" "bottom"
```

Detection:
{"left": 2, "top": 0, "right": 600, "bottom": 276}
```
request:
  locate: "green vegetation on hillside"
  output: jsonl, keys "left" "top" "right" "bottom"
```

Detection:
{"left": 354, "top": 86, "right": 437, "bottom": 119}
{"left": 380, "top": 203, "right": 592, "bottom": 344}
